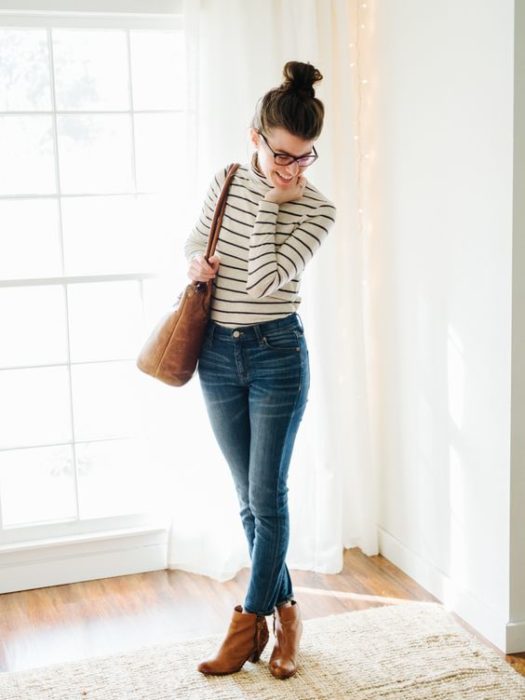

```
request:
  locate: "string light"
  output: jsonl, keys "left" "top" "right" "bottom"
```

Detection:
{"left": 348, "top": 2, "right": 373, "bottom": 217}
{"left": 350, "top": 4, "right": 373, "bottom": 200}
{"left": 349, "top": 0, "right": 374, "bottom": 297}
{"left": 355, "top": 0, "right": 376, "bottom": 429}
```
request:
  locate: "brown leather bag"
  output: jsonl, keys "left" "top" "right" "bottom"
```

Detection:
{"left": 136, "top": 162, "right": 240, "bottom": 386}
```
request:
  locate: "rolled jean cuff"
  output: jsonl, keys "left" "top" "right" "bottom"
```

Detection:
{"left": 245, "top": 597, "right": 295, "bottom": 616}
{"left": 276, "top": 596, "right": 295, "bottom": 608}
{"left": 243, "top": 605, "right": 275, "bottom": 616}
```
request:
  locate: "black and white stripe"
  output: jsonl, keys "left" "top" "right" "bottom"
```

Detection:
{"left": 184, "top": 159, "right": 337, "bottom": 327}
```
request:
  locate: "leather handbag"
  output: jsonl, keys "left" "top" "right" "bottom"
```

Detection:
{"left": 136, "top": 162, "right": 240, "bottom": 386}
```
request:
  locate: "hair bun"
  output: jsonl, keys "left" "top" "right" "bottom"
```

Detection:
{"left": 281, "top": 61, "right": 323, "bottom": 98}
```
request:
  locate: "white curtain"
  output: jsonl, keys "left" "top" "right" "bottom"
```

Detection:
{"left": 164, "top": 0, "right": 378, "bottom": 583}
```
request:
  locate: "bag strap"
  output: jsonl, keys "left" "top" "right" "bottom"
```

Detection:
{"left": 203, "top": 162, "right": 241, "bottom": 262}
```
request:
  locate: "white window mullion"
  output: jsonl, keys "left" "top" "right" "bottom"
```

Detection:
{"left": 0, "top": 1, "right": 183, "bottom": 15}
{"left": 126, "top": 29, "right": 138, "bottom": 195}
{"left": 0, "top": 5, "right": 183, "bottom": 30}
{"left": 46, "top": 24, "right": 82, "bottom": 524}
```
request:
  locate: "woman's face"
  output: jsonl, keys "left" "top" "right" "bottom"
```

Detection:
{"left": 250, "top": 126, "right": 316, "bottom": 188}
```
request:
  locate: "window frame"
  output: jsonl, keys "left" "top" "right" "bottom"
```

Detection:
{"left": 0, "top": 8, "right": 187, "bottom": 548}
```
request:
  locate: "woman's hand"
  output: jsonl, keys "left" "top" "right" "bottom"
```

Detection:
{"left": 187, "top": 253, "right": 221, "bottom": 282}
{"left": 264, "top": 173, "right": 307, "bottom": 205}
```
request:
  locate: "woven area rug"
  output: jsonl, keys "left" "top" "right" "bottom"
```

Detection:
{"left": 1, "top": 601, "right": 524, "bottom": 699}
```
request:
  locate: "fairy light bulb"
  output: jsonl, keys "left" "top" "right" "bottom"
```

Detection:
{"left": 354, "top": 0, "right": 373, "bottom": 249}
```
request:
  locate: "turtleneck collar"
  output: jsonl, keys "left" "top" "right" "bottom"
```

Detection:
{"left": 246, "top": 151, "right": 272, "bottom": 190}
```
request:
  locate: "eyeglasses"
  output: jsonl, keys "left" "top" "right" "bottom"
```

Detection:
{"left": 258, "top": 131, "right": 318, "bottom": 167}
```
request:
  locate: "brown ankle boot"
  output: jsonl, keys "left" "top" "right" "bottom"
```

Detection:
{"left": 197, "top": 605, "right": 269, "bottom": 675}
{"left": 269, "top": 599, "right": 303, "bottom": 679}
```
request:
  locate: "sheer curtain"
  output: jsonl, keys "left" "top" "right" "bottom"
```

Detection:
{"left": 165, "top": 0, "right": 378, "bottom": 582}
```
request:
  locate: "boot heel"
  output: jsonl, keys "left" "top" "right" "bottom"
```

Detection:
{"left": 248, "top": 648, "right": 261, "bottom": 663}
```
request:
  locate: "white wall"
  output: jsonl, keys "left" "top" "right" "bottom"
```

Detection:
{"left": 509, "top": 0, "right": 525, "bottom": 652}
{"left": 369, "top": 0, "right": 523, "bottom": 652}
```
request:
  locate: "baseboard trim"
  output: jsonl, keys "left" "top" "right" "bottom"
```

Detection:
{"left": 507, "top": 618, "right": 525, "bottom": 653}
{"left": 378, "top": 526, "right": 523, "bottom": 654}
{"left": 0, "top": 525, "right": 168, "bottom": 594}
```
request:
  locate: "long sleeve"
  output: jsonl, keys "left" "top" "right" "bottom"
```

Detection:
{"left": 183, "top": 167, "right": 227, "bottom": 263}
{"left": 246, "top": 199, "right": 337, "bottom": 298}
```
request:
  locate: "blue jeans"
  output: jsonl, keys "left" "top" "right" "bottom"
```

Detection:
{"left": 197, "top": 312, "right": 310, "bottom": 616}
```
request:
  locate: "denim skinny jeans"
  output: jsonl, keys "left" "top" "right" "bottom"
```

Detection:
{"left": 197, "top": 311, "right": 310, "bottom": 616}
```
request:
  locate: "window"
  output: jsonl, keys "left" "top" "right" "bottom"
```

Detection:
{"left": 0, "top": 8, "right": 189, "bottom": 547}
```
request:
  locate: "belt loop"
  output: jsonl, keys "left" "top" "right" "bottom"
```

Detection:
{"left": 208, "top": 321, "right": 216, "bottom": 343}
{"left": 254, "top": 324, "right": 263, "bottom": 343}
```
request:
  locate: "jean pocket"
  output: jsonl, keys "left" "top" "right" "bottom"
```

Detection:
{"left": 261, "top": 328, "right": 302, "bottom": 351}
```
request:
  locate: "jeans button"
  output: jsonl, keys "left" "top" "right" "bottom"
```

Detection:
{"left": 233, "top": 330, "right": 240, "bottom": 338}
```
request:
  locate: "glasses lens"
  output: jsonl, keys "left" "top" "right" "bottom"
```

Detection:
{"left": 297, "top": 155, "right": 316, "bottom": 166}
{"left": 274, "top": 154, "right": 294, "bottom": 165}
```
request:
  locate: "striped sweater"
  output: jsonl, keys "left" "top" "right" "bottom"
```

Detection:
{"left": 183, "top": 154, "right": 337, "bottom": 327}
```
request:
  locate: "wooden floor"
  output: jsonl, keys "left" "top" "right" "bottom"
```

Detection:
{"left": 1, "top": 547, "right": 524, "bottom": 678}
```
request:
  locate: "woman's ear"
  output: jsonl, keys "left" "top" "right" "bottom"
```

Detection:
{"left": 248, "top": 127, "right": 259, "bottom": 150}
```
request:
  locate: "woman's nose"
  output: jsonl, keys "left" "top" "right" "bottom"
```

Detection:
{"left": 283, "top": 161, "right": 300, "bottom": 176}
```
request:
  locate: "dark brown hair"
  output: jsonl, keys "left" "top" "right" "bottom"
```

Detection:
{"left": 251, "top": 61, "right": 325, "bottom": 140}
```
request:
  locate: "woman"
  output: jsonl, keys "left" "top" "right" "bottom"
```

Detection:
{"left": 184, "top": 60, "right": 337, "bottom": 679}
